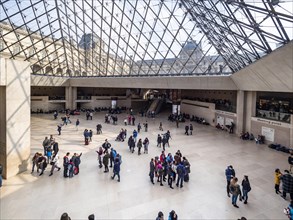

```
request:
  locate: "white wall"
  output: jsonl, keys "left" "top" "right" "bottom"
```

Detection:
{"left": 181, "top": 99, "right": 216, "bottom": 125}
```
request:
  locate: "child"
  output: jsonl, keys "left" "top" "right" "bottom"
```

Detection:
{"left": 275, "top": 168, "right": 282, "bottom": 194}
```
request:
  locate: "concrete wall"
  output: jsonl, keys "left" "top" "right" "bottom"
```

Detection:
{"left": 79, "top": 96, "right": 131, "bottom": 109}
{"left": 70, "top": 76, "right": 238, "bottom": 90}
{"left": 31, "top": 96, "right": 65, "bottom": 112}
{"left": 31, "top": 75, "right": 69, "bottom": 87}
{"left": 77, "top": 87, "right": 126, "bottom": 96}
{"left": 181, "top": 99, "right": 216, "bottom": 125}
{"left": 215, "top": 110, "right": 237, "bottom": 128}
{"left": 0, "top": 86, "right": 7, "bottom": 177}
{"left": 31, "top": 86, "right": 65, "bottom": 96}
{"left": 231, "top": 41, "right": 293, "bottom": 92}
{"left": 251, "top": 117, "right": 291, "bottom": 147}
{"left": 0, "top": 58, "right": 31, "bottom": 178}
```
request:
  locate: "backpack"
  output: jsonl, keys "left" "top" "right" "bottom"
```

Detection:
{"left": 229, "top": 185, "right": 236, "bottom": 193}
{"left": 284, "top": 206, "right": 293, "bottom": 219}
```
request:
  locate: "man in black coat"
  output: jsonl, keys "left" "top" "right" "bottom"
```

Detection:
{"left": 281, "top": 170, "right": 293, "bottom": 200}
{"left": 53, "top": 141, "right": 59, "bottom": 155}
{"left": 184, "top": 125, "right": 189, "bottom": 135}
{"left": 149, "top": 158, "right": 155, "bottom": 184}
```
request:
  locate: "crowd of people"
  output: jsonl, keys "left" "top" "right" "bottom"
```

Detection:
{"left": 149, "top": 150, "right": 190, "bottom": 189}
{"left": 225, "top": 165, "right": 251, "bottom": 208}
{"left": 25, "top": 108, "right": 292, "bottom": 220}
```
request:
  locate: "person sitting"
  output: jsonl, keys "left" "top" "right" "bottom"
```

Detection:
{"left": 249, "top": 133, "right": 254, "bottom": 141}
{"left": 255, "top": 135, "right": 264, "bottom": 144}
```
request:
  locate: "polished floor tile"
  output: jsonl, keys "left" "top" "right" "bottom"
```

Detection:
{"left": 0, "top": 112, "right": 290, "bottom": 219}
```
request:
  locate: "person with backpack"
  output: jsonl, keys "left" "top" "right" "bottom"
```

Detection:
{"left": 156, "top": 211, "right": 164, "bottom": 220}
{"left": 281, "top": 170, "right": 293, "bottom": 200}
{"left": 241, "top": 175, "right": 251, "bottom": 204}
{"left": 183, "top": 157, "right": 191, "bottom": 182}
{"left": 225, "top": 165, "right": 236, "bottom": 197}
{"left": 111, "top": 157, "right": 121, "bottom": 182}
{"left": 168, "top": 210, "right": 178, "bottom": 220}
{"left": 74, "top": 153, "right": 82, "bottom": 175}
{"left": 230, "top": 177, "right": 242, "bottom": 208}
{"left": 176, "top": 162, "right": 186, "bottom": 188}
{"left": 109, "top": 148, "right": 117, "bottom": 168}
{"left": 284, "top": 200, "right": 293, "bottom": 220}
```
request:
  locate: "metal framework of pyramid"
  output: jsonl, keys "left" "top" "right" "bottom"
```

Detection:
{"left": 0, "top": 0, "right": 292, "bottom": 77}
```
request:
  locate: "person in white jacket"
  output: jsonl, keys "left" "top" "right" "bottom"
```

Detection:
{"left": 49, "top": 153, "right": 61, "bottom": 176}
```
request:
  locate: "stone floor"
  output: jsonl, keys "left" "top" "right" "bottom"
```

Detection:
{"left": 0, "top": 111, "right": 290, "bottom": 219}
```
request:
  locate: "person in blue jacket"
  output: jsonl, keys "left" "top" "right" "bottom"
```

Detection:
{"left": 176, "top": 162, "right": 186, "bottom": 188}
{"left": 225, "top": 165, "right": 236, "bottom": 197}
{"left": 111, "top": 157, "right": 121, "bottom": 182}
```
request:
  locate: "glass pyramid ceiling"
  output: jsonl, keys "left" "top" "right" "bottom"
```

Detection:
{"left": 0, "top": 0, "right": 292, "bottom": 77}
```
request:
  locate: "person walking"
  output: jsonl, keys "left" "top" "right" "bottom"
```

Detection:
{"left": 57, "top": 124, "right": 62, "bottom": 135}
{"left": 42, "top": 137, "right": 50, "bottom": 156}
{"left": 133, "top": 130, "right": 138, "bottom": 143}
{"left": 159, "top": 122, "right": 163, "bottom": 131}
{"left": 137, "top": 123, "right": 141, "bottom": 133}
{"left": 281, "top": 170, "right": 293, "bottom": 200}
{"left": 275, "top": 168, "right": 282, "bottom": 194}
{"left": 156, "top": 211, "right": 164, "bottom": 220}
{"left": 111, "top": 157, "right": 121, "bottom": 182}
{"left": 53, "top": 141, "right": 59, "bottom": 155}
{"left": 143, "top": 137, "right": 149, "bottom": 154}
{"left": 288, "top": 152, "right": 293, "bottom": 172}
{"left": 157, "top": 134, "right": 162, "bottom": 148}
{"left": 184, "top": 125, "right": 189, "bottom": 135}
{"left": 241, "top": 175, "right": 251, "bottom": 204}
{"left": 168, "top": 210, "right": 178, "bottom": 220}
{"left": 230, "top": 177, "right": 242, "bottom": 208}
{"left": 96, "top": 147, "right": 103, "bottom": 168}
{"left": 167, "top": 162, "right": 174, "bottom": 189}
{"left": 144, "top": 121, "right": 148, "bottom": 132}
{"left": 189, "top": 124, "right": 193, "bottom": 135}
{"left": 89, "top": 130, "right": 93, "bottom": 142}
{"left": 137, "top": 139, "right": 142, "bottom": 155}
{"left": 75, "top": 119, "right": 80, "bottom": 131}
{"left": 31, "top": 152, "right": 40, "bottom": 173}
{"left": 49, "top": 153, "right": 61, "bottom": 176}
{"left": 149, "top": 158, "right": 155, "bottom": 184}
{"left": 157, "top": 162, "right": 164, "bottom": 186}
{"left": 225, "top": 165, "right": 236, "bottom": 197}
